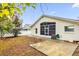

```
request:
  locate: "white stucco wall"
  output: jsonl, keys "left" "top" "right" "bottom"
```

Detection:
{"left": 31, "top": 17, "right": 79, "bottom": 41}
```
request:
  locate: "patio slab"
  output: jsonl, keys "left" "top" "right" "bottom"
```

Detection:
{"left": 30, "top": 40, "right": 78, "bottom": 56}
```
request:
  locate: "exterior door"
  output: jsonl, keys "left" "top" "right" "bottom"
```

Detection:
{"left": 49, "top": 24, "right": 55, "bottom": 36}
{"left": 44, "top": 25, "right": 49, "bottom": 35}
{"left": 40, "top": 22, "right": 56, "bottom": 36}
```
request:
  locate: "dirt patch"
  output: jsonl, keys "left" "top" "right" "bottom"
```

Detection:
{"left": 0, "top": 36, "right": 46, "bottom": 56}
{"left": 0, "top": 36, "right": 79, "bottom": 56}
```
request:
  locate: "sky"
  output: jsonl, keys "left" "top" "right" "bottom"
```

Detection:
{"left": 21, "top": 3, "right": 79, "bottom": 25}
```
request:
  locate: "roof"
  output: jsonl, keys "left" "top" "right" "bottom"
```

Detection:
{"left": 75, "top": 20, "right": 79, "bottom": 21}
{"left": 31, "top": 15, "right": 79, "bottom": 27}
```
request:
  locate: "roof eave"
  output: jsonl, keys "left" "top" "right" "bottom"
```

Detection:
{"left": 30, "top": 15, "right": 79, "bottom": 28}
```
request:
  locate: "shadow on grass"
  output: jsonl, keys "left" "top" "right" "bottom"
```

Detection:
{"left": 0, "top": 36, "right": 20, "bottom": 40}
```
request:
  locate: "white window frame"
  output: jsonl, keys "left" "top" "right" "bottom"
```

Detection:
{"left": 64, "top": 25, "right": 74, "bottom": 32}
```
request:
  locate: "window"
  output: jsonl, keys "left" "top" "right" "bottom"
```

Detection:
{"left": 64, "top": 26, "right": 74, "bottom": 32}
{"left": 40, "top": 22, "right": 56, "bottom": 36}
{"left": 35, "top": 28, "right": 37, "bottom": 34}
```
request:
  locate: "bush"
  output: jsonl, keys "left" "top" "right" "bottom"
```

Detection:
{"left": 55, "top": 34, "right": 60, "bottom": 40}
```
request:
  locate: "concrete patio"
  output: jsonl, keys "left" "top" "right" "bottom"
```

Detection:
{"left": 30, "top": 40, "right": 78, "bottom": 56}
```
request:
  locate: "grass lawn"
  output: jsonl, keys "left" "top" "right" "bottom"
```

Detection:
{"left": 0, "top": 36, "right": 79, "bottom": 56}
{"left": 0, "top": 36, "right": 46, "bottom": 56}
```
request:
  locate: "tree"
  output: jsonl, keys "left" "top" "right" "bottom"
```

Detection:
{"left": 12, "top": 14, "right": 22, "bottom": 37}
{"left": 0, "top": 3, "right": 36, "bottom": 17}
{"left": 0, "top": 3, "right": 36, "bottom": 39}
{"left": 0, "top": 15, "right": 14, "bottom": 39}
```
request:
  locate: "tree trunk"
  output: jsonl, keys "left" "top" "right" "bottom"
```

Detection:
{"left": 14, "top": 30, "right": 18, "bottom": 37}
{"left": 0, "top": 29, "right": 3, "bottom": 40}
{"left": 13, "top": 28, "right": 18, "bottom": 37}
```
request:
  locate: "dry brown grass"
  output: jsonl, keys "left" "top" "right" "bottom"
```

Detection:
{"left": 0, "top": 36, "right": 46, "bottom": 56}
{"left": 0, "top": 36, "right": 79, "bottom": 56}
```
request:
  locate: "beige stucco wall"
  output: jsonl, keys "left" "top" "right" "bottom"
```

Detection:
{"left": 31, "top": 17, "right": 79, "bottom": 41}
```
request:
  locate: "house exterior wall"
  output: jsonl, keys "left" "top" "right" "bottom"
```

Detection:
{"left": 31, "top": 17, "right": 79, "bottom": 41}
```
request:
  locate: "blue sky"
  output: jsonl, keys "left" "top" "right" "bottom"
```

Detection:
{"left": 21, "top": 3, "right": 79, "bottom": 25}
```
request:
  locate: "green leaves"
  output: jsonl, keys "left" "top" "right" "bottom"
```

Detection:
{"left": 2, "top": 3, "right": 8, "bottom": 8}
{"left": 0, "top": 3, "right": 9, "bottom": 17}
{"left": 0, "top": 18, "right": 13, "bottom": 35}
{"left": 16, "top": 7, "right": 21, "bottom": 13}
{"left": 0, "top": 3, "right": 36, "bottom": 18}
{"left": 0, "top": 3, "right": 36, "bottom": 38}
{"left": 25, "top": 3, "right": 31, "bottom": 6}
{"left": 22, "top": 6, "right": 26, "bottom": 11}
{"left": 32, "top": 5, "right": 36, "bottom": 9}
{"left": 9, "top": 3, "right": 15, "bottom": 7}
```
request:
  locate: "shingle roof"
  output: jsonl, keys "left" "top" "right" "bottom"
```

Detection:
{"left": 31, "top": 15, "right": 79, "bottom": 27}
